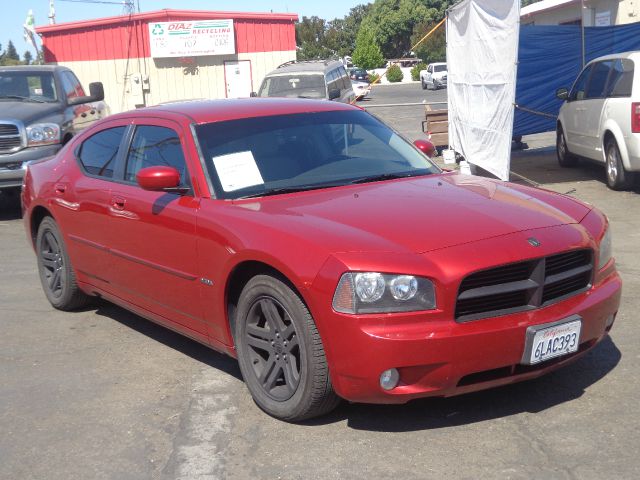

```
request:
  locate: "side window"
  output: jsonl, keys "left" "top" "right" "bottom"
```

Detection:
{"left": 78, "top": 126, "right": 126, "bottom": 178}
{"left": 570, "top": 64, "right": 593, "bottom": 101}
{"left": 585, "top": 61, "right": 612, "bottom": 99}
{"left": 428, "top": 65, "right": 433, "bottom": 73}
{"left": 338, "top": 67, "right": 350, "bottom": 90}
{"left": 125, "top": 125, "right": 189, "bottom": 187}
{"left": 61, "top": 71, "right": 85, "bottom": 100}
{"left": 607, "top": 59, "right": 634, "bottom": 97}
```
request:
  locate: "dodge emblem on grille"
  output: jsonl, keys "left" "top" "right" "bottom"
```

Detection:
{"left": 528, "top": 237, "right": 541, "bottom": 247}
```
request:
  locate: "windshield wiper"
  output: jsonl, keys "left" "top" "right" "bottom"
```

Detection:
{"left": 238, "top": 183, "right": 342, "bottom": 199}
{"left": 349, "top": 172, "right": 424, "bottom": 184}
{"left": 0, "top": 95, "right": 45, "bottom": 103}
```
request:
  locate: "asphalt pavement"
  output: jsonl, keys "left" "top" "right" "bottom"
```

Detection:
{"left": 1, "top": 85, "right": 639, "bottom": 479}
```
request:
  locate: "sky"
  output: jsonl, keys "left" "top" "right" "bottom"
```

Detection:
{"left": 5, "top": 0, "right": 366, "bottom": 58}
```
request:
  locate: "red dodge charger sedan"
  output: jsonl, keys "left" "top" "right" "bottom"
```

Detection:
{"left": 22, "top": 99, "right": 621, "bottom": 421}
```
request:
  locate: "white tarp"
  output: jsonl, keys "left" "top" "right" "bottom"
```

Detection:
{"left": 447, "top": 0, "right": 520, "bottom": 180}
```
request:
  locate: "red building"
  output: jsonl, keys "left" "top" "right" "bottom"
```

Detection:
{"left": 36, "top": 9, "right": 298, "bottom": 113}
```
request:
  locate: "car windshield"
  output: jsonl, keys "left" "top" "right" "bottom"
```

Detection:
{"left": 433, "top": 65, "right": 447, "bottom": 73}
{"left": 0, "top": 72, "right": 57, "bottom": 102}
{"left": 195, "top": 110, "right": 440, "bottom": 200}
{"left": 258, "top": 74, "right": 326, "bottom": 99}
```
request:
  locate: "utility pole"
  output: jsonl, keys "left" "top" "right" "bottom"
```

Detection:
{"left": 581, "top": 0, "right": 586, "bottom": 67}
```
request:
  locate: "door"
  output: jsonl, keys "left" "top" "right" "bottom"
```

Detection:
{"left": 224, "top": 60, "right": 253, "bottom": 98}
{"left": 582, "top": 60, "right": 613, "bottom": 160}
{"left": 107, "top": 121, "right": 206, "bottom": 336}
{"left": 59, "top": 125, "right": 128, "bottom": 288}
{"left": 564, "top": 64, "right": 593, "bottom": 156}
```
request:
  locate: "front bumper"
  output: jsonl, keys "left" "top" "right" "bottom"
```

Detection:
{"left": 0, "top": 144, "right": 61, "bottom": 189}
{"left": 323, "top": 270, "right": 620, "bottom": 404}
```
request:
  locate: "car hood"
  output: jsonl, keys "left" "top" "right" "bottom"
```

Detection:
{"left": 231, "top": 174, "right": 592, "bottom": 254}
{"left": 0, "top": 100, "right": 61, "bottom": 125}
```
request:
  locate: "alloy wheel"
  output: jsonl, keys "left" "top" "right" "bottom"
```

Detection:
{"left": 40, "top": 230, "right": 65, "bottom": 298}
{"left": 607, "top": 146, "right": 619, "bottom": 184}
{"left": 244, "top": 296, "right": 301, "bottom": 401}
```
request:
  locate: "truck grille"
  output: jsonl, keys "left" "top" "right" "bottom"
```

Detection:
{"left": 0, "top": 123, "right": 23, "bottom": 153}
{"left": 455, "top": 249, "right": 593, "bottom": 322}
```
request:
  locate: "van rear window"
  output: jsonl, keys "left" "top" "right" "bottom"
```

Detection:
{"left": 607, "top": 59, "right": 634, "bottom": 98}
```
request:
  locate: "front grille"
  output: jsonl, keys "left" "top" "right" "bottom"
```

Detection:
{"left": 0, "top": 122, "right": 22, "bottom": 153}
{"left": 455, "top": 249, "right": 593, "bottom": 322}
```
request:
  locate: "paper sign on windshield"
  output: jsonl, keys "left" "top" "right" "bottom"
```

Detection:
{"left": 212, "top": 151, "right": 264, "bottom": 192}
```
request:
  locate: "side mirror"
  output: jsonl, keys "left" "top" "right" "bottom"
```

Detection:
{"left": 556, "top": 87, "right": 569, "bottom": 101}
{"left": 136, "top": 166, "right": 181, "bottom": 191}
{"left": 328, "top": 88, "right": 341, "bottom": 100}
{"left": 250, "top": 91, "right": 258, "bottom": 97}
{"left": 68, "top": 82, "right": 105, "bottom": 105}
{"left": 413, "top": 139, "right": 436, "bottom": 157}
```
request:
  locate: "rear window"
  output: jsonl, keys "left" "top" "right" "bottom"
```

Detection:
{"left": 258, "top": 74, "right": 327, "bottom": 99}
{"left": 78, "top": 127, "right": 126, "bottom": 178}
{"left": 607, "top": 58, "right": 634, "bottom": 97}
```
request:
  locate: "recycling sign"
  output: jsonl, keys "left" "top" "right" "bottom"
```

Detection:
{"left": 148, "top": 19, "right": 235, "bottom": 58}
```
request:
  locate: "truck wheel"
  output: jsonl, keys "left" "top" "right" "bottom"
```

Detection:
{"left": 36, "top": 217, "right": 92, "bottom": 310}
{"left": 606, "top": 138, "right": 633, "bottom": 190}
{"left": 235, "top": 274, "right": 340, "bottom": 422}
{"left": 556, "top": 125, "right": 577, "bottom": 167}
{"left": 421, "top": 79, "right": 427, "bottom": 90}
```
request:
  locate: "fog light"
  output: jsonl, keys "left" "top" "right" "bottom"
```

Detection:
{"left": 379, "top": 368, "right": 400, "bottom": 391}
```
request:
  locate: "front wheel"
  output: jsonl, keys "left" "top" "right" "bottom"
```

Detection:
{"left": 235, "top": 275, "right": 340, "bottom": 422}
{"left": 606, "top": 138, "right": 634, "bottom": 190}
{"left": 556, "top": 125, "right": 577, "bottom": 167}
{"left": 421, "top": 79, "right": 427, "bottom": 90}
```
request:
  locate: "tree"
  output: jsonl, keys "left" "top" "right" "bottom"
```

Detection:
{"left": 5, "top": 41, "right": 19, "bottom": 61}
{"left": 296, "top": 16, "right": 334, "bottom": 60}
{"left": 352, "top": 26, "right": 385, "bottom": 69}
{"left": 23, "top": 51, "right": 33, "bottom": 65}
{"left": 359, "top": 0, "right": 448, "bottom": 59}
{"left": 412, "top": 20, "right": 446, "bottom": 64}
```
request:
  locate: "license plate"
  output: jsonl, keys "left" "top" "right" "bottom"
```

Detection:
{"left": 523, "top": 316, "right": 582, "bottom": 365}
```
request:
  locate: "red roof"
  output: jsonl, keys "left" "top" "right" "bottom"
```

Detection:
{"left": 35, "top": 9, "right": 298, "bottom": 34}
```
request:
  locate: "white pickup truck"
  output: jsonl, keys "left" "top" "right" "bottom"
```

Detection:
{"left": 420, "top": 62, "right": 448, "bottom": 90}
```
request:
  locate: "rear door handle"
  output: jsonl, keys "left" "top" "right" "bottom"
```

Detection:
{"left": 54, "top": 183, "right": 67, "bottom": 195}
{"left": 111, "top": 196, "right": 126, "bottom": 210}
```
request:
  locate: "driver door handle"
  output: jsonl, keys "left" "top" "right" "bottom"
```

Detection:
{"left": 111, "top": 196, "right": 126, "bottom": 210}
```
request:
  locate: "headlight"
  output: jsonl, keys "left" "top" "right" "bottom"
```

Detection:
{"left": 26, "top": 123, "right": 60, "bottom": 147}
{"left": 598, "top": 226, "right": 612, "bottom": 269}
{"left": 332, "top": 272, "right": 436, "bottom": 314}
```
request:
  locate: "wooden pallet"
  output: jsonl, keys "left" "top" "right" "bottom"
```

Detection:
{"left": 421, "top": 106, "right": 448, "bottom": 147}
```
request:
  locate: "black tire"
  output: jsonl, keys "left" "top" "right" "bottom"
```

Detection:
{"left": 36, "top": 217, "right": 91, "bottom": 311}
{"left": 235, "top": 274, "right": 340, "bottom": 421}
{"left": 421, "top": 79, "right": 427, "bottom": 90}
{"left": 556, "top": 125, "right": 578, "bottom": 167}
{"left": 605, "top": 138, "right": 634, "bottom": 190}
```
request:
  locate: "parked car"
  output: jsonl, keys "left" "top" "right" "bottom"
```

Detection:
{"left": 556, "top": 51, "right": 640, "bottom": 190}
{"left": 0, "top": 65, "right": 106, "bottom": 194}
{"left": 23, "top": 98, "right": 620, "bottom": 422}
{"left": 420, "top": 62, "right": 448, "bottom": 90}
{"left": 349, "top": 68, "right": 370, "bottom": 83}
{"left": 255, "top": 60, "right": 355, "bottom": 104}
{"left": 351, "top": 80, "right": 371, "bottom": 101}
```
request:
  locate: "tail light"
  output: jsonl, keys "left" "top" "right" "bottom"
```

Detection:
{"left": 633, "top": 103, "right": 640, "bottom": 133}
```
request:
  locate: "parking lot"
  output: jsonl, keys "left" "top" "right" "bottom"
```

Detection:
{"left": 1, "top": 84, "right": 639, "bottom": 479}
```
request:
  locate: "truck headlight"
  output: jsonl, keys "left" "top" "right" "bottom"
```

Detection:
{"left": 26, "top": 123, "right": 60, "bottom": 147}
{"left": 598, "top": 226, "right": 612, "bottom": 269}
{"left": 332, "top": 272, "right": 436, "bottom": 314}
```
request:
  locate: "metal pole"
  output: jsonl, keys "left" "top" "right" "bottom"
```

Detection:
{"left": 581, "top": 0, "right": 586, "bottom": 67}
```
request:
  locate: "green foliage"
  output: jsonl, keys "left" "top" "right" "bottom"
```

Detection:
{"left": 0, "top": 40, "right": 37, "bottom": 65}
{"left": 410, "top": 62, "right": 426, "bottom": 81}
{"left": 386, "top": 64, "right": 404, "bottom": 82}
{"left": 412, "top": 20, "right": 446, "bottom": 65}
{"left": 360, "top": 0, "right": 448, "bottom": 59}
{"left": 369, "top": 72, "right": 381, "bottom": 84}
{"left": 296, "top": 16, "right": 334, "bottom": 60}
{"left": 521, "top": 0, "right": 540, "bottom": 6}
{"left": 5, "top": 41, "right": 19, "bottom": 61}
{"left": 23, "top": 51, "right": 33, "bottom": 65}
{"left": 352, "top": 27, "right": 385, "bottom": 70}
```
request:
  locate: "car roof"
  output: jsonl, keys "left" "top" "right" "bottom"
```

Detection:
{"left": 589, "top": 50, "right": 640, "bottom": 63}
{"left": 0, "top": 65, "right": 69, "bottom": 73}
{"left": 109, "top": 98, "right": 359, "bottom": 125}
{"left": 265, "top": 60, "right": 344, "bottom": 76}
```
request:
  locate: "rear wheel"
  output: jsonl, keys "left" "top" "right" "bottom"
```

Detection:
{"left": 36, "top": 217, "right": 91, "bottom": 310}
{"left": 605, "top": 138, "right": 633, "bottom": 190}
{"left": 235, "top": 275, "right": 340, "bottom": 422}
{"left": 556, "top": 125, "right": 577, "bottom": 167}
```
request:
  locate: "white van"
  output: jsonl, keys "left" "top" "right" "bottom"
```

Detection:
{"left": 556, "top": 51, "right": 640, "bottom": 190}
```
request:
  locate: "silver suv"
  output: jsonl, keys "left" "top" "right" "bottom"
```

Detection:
{"left": 556, "top": 51, "right": 640, "bottom": 190}
{"left": 255, "top": 60, "right": 355, "bottom": 104}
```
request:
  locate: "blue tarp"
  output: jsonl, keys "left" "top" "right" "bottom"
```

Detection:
{"left": 514, "top": 22, "right": 640, "bottom": 137}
